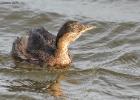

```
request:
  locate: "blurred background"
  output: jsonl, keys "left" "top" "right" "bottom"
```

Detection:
{"left": 0, "top": 0, "right": 140, "bottom": 100}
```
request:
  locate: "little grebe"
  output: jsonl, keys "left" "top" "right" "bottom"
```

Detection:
{"left": 11, "top": 21, "right": 96, "bottom": 67}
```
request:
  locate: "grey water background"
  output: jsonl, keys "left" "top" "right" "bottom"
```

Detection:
{"left": 0, "top": 0, "right": 140, "bottom": 100}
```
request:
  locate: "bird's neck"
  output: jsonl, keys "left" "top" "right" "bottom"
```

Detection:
{"left": 54, "top": 40, "right": 71, "bottom": 66}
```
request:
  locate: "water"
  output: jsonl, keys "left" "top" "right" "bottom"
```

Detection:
{"left": 0, "top": 0, "right": 140, "bottom": 100}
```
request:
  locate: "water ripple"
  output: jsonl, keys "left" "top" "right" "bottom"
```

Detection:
{"left": 0, "top": 0, "right": 140, "bottom": 99}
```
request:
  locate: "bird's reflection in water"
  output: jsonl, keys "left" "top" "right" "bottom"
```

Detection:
{"left": 6, "top": 73, "right": 65, "bottom": 97}
{"left": 47, "top": 74, "right": 65, "bottom": 96}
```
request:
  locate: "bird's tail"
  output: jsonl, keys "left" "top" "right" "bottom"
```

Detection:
{"left": 11, "top": 36, "right": 29, "bottom": 61}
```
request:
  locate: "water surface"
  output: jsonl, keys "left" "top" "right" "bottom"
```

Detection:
{"left": 0, "top": 0, "right": 140, "bottom": 100}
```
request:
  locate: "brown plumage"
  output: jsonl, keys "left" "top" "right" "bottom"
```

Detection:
{"left": 11, "top": 21, "right": 96, "bottom": 68}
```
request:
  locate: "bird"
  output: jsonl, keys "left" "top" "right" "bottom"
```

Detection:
{"left": 11, "top": 21, "right": 96, "bottom": 68}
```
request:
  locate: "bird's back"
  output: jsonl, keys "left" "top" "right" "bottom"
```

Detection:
{"left": 12, "top": 27, "right": 56, "bottom": 64}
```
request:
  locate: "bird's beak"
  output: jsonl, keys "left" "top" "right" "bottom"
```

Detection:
{"left": 85, "top": 25, "right": 96, "bottom": 31}
{"left": 80, "top": 24, "right": 96, "bottom": 33}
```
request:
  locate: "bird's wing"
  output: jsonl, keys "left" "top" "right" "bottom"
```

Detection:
{"left": 27, "top": 27, "right": 56, "bottom": 52}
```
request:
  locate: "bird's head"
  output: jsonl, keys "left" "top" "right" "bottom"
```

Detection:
{"left": 56, "top": 21, "right": 96, "bottom": 47}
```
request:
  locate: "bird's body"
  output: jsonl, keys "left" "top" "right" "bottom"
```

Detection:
{"left": 11, "top": 21, "right": 95, "bottom": 68}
